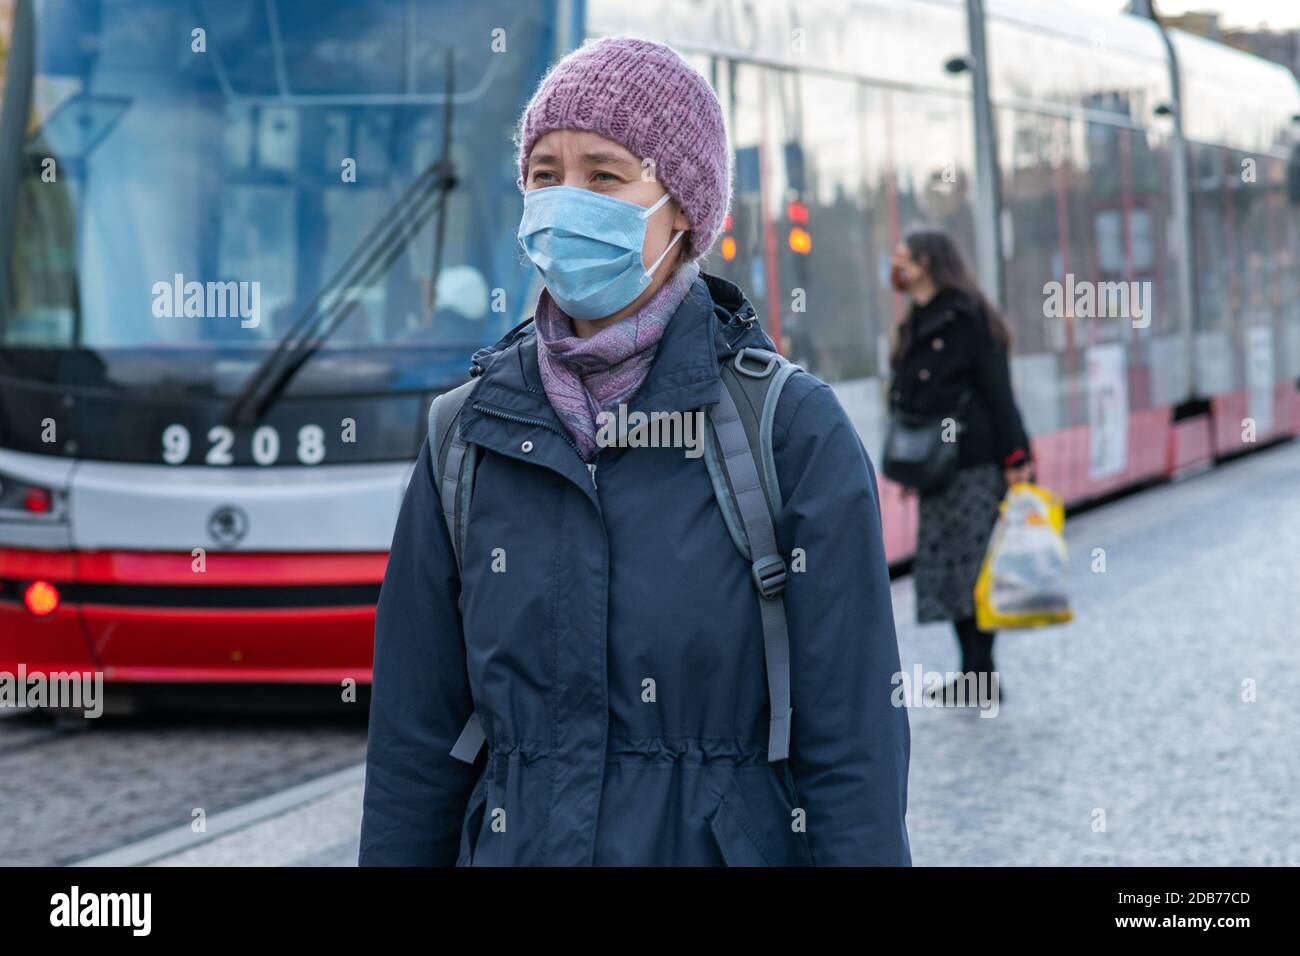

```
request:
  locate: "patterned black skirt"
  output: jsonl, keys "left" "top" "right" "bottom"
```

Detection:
{"left": 914, "top": 462, "right": 1006, "bottom": 624}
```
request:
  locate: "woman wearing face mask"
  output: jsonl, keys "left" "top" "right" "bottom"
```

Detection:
{"left": 360, "top": 36, "right": 911, "bottom": 867}
{"left": 888, "top": 228, "right": 1033, "bottom": 705}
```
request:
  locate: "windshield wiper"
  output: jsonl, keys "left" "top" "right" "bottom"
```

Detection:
{"left": 227, "top": 50, "right": 457, "bottom": 426}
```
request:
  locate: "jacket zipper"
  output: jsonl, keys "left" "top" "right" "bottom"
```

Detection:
{"left": 472, "top": 403, "right": 576, "bottom": 449}
{"left": 472, "top": 402, "right": 599, "bottom": 491}
{"left": 468, "top": 399, "right": 609, "bottom": 867}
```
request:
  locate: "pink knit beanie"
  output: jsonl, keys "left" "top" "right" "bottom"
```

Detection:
{"left": 515, "top": 36, "right": 732, "bottom": 260}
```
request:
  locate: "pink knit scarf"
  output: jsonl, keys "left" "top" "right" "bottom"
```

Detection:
{"left": 534, "top": 260, "right": 701, "bottom": 460}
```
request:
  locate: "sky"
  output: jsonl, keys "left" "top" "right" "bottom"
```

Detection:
{"left": 1066, "top": 0, "right": 1300, "bottom": 30}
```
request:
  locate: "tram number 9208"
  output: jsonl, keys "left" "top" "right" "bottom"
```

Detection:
{"left": 161, "top": 423, "right": 328, "bottom": 466}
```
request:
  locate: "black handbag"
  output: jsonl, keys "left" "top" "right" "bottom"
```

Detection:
{"left": 882, "top": 390, "right": 972, "bottom": 493}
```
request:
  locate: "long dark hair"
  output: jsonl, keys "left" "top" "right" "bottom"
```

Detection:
{"left": 889, "top": 227, "right": 1012, "bottom": 368}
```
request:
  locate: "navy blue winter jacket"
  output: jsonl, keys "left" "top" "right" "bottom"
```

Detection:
{"left": 359, "top": 273, "right": 911, "bottom": 866}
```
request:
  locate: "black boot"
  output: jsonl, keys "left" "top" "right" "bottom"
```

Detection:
{"left": 924, "top": 672, "right": 981, "bottom": 706}
{"left": 959, "top": 617, "right": 999, "bottom": 678}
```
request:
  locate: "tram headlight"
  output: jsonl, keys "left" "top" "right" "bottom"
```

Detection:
{"left": 0, "top": 471, "right": 66, "bottom": 520}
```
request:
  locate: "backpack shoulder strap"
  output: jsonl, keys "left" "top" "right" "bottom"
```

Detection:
{"left": 704, "top": 346, "right": 804, "bottom": 763}
{"left": 427, "top": 377, "right": 482, "bottom": 571}
{"left": 428, "top": 378, "right": 490, "bottom": 766}
{"left": 703, "top": 347, "right": 803, "bottom": 557}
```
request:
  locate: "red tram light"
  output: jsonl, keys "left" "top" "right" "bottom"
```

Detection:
{"left": 786, "top": 200, "right": 809, "bottom": 225}
{"left": 24, "top": 487, "right": 52, "bottom": 513}
{"left": 24, "top": 580, "right": 60, "bottom": 616}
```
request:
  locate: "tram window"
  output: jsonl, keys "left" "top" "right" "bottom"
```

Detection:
{"left": 1189, "top": 143, "right": 1233, "bottom": 335}
{"left": 712, "top": 61, "right": 764, "bottom": 314}
{"left": 0, "top": 0, "right": 551, "bottom": 378}
{"left": 787, "top": 73, "right": 874, "bottom": 383}
{"left": 1095, "top": 211, "right": 1124, "bottom": 276}
{"left": 1237, "top": 155, "right": 1285, "bottom": 319}
{"left": 998, "top": 108, "right": 1060, "bottom": 357}
{"left": 756, "top": 66, "right": 801, "bottom": 365}
{"left": 1129, "top": 209, "right": 1155, "bottom": 274}
{"left": 879, "top": 86, "right": 978, "bottom": 364}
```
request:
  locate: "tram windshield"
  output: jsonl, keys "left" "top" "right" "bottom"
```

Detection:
{"left": 0, "top": 0, "right": 553, "bottom": 395}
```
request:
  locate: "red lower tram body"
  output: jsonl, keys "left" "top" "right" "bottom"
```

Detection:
{"left": 1, "top": 549, "right": 385, "bottom": 685}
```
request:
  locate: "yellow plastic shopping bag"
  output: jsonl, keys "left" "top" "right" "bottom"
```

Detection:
{"left": 974, "top": 481, "right": 1074, "bottom": 630}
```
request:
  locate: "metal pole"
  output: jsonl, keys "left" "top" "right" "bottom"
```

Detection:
{"left": 1145, "top": 2, "right": 1201, "bottom": 396}
{"left": 965, "top": 0, "right": 1005, "bottom": 308}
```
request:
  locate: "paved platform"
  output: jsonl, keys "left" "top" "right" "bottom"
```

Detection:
{"left": 901, "top": 439, "right": 1300, "bottom": 865}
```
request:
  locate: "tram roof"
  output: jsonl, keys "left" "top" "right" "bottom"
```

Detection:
{"left": 584, "top": 0, "right": 1298, "bottom": 151}
{"left": 1170, "top": 27, "right": 1300, "bottom": 154}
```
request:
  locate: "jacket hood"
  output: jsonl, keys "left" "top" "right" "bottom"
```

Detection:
{"left": 701, "top": 272, "right": 778, "bottom": 361}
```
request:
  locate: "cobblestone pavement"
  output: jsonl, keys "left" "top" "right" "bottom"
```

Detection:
{"left": 897, "top": 440, "right": 1300, "bottom": 865}
{"left": 0, "top": 703, "right": 367, "bottom": 866}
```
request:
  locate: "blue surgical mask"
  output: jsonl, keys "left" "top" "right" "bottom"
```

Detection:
{"left": 517, "top": 185, "right": 686, "bottom": 321}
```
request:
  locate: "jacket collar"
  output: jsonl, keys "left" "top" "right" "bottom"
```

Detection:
{"left": 465, "top": 272, "right": 770, "bottom": 423}
{"left": 457, "top": 272, "right": 771, "bottom": 496}
{"left": 908, "top": 287, "right": 969, "bottom": 341}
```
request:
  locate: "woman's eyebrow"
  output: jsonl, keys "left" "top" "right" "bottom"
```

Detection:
{"left": 528, "top": 152, "right": 560, "bottom": 168}
{"left": 582, "top": 150, "right": 636, "bottom": 170}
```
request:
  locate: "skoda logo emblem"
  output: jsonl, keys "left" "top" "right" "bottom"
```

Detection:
{"left": 207, "top": 504, "right": 249, "bottom": 549}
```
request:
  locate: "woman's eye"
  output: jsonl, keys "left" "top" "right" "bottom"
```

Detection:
{"left": 531, "top": 170, "right": 557, "bottom": 184}
{"left": 591, "top": 171, "right": 618, "bottom": 183}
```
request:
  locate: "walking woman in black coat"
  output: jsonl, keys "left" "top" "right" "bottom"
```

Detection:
{"left": 888, "top": 228, "right": 1033, "bottom": 702}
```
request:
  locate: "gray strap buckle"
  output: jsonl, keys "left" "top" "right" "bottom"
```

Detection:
{"left": 733, "top": 347, "right": 779, "bottom": 379}
{"left": 752, "top": 553, "right": 787, "bottom": 599}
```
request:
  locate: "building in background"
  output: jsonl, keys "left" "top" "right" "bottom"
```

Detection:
{"left": 1164, "top": 9, "right": 1300, "bottom": 80}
